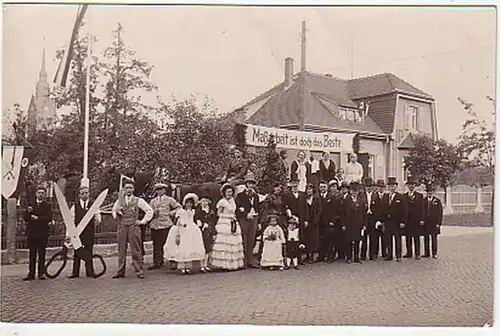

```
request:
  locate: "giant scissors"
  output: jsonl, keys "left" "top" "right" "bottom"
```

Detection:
{"left": 45, "top": 184, "right": 109, "bottom": 279}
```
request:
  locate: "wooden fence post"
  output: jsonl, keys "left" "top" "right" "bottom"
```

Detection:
{"left": 6, "top": 198, "right": 18, "bottom": 264}
{"left": 443, "top": 186, "right": 454, "bottom": 215}
{"left": 475, "top": 186, "right": 485, "bottom": 213}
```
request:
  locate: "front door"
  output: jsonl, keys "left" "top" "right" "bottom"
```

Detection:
{"left": 357, "top": 153, "right": 370, "bottom": 180}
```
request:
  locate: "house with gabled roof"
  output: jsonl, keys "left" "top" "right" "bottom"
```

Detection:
{"left": 232, "top": 56, "right": 438, "bottom": 185}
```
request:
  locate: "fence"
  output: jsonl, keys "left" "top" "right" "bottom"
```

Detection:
{"left": 432, "top": 185, "right": 492, "bottom": 214}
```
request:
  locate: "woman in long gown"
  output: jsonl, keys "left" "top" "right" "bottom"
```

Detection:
{"left": 210, "top": 183, "right": 245, "bottom": 270}
{"left": 164, "top": 193, "right": 206, "bottom": 274}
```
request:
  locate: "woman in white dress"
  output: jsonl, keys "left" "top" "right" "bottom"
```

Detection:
{"left": 290, "top": 150, "right": 312, "bottom": 193}
{"left": 260, "top": 214, "right": 286, "bottom": 270}
{"left": 164, "top": 193, "right": 206, "bottom": 274}
{"left": 210, "top": 183, "right": 245, "bottom": 270}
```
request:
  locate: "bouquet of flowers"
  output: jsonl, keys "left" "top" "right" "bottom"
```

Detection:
{"left": 230, "top": 218, "right": 238, "bottom": 234}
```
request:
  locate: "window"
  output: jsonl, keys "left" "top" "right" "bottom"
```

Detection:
{"left": 402, "top": 157, "right": 409, "bottom": 181}
{"left": 368, "top": 155, "right": 375, "bottom": 179}
{"left": 339, "top": 107, "right": 346, "bottom": 120}
{"left": 405, "top": 106, "right": 419, "bottom": 130}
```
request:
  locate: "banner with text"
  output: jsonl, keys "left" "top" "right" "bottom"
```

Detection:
{"left": 245, "top": 124, "right": 355, "bottom": 152}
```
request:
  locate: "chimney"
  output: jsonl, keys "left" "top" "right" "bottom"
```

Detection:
{"left": 284, "top": 57, "right": 294, "bottom": 87}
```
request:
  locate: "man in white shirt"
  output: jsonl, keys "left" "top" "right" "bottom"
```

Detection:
{"left": 148, "top": 183, "right": 180, "bottom": 270}
{"left": 112, "top": 178, "right": 154, "bottom": 279}
{"left": 68, "top": 186, "right": 102, "bottom": 278}
{"left": 345, "top": 153, "right": 364, "bottom": 184}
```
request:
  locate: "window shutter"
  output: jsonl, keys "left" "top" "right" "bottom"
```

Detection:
{"left": 404, "top": 106, "right": 409, "bottom": 130}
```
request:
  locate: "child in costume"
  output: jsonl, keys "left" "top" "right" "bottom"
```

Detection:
{"left": 195, "top": 195, "right": 217, "bottom": 273}
{"left": 260, "top": 214, "right": 286, "bottom": 270}
{"left": 285, "top": 216, "right": 303, "bottom": 270}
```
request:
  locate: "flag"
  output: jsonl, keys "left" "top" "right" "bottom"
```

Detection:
{"left": 53, "top": 4, "right": 89, "bottom": 88}
{"left": 2, "top": 146, "right": 30, "bottom": 199}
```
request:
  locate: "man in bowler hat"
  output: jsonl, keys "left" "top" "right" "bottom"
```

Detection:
{"left": 403, "top": 177, "right": 425, "bottom": 260}
{"left": 423, "top": 183, "right": 443, "bottom": 258}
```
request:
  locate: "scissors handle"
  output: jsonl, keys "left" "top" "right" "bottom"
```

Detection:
{"left": 92, "top": 254, "right": 107, "bottom": 278}
{"left": 45, "top": 245, "right": 69, "bottom": 279}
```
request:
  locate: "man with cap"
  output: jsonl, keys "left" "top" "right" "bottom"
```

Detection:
{"left": 340, "top": 181, "right": 367, "bottom": 263}
{"left": 235, "top": 172, "right": 261, "bottom": 268}
{"left": 283, "top": 176, "right": 307, "bottom": 264}
{"left": 360, "top": 178, "right": 384, "bottom": 261}
{"left": 112, "top": 178, "right": 154, "bottom": 279}
{"left": 147, "top": 182, "right": 181, "bottom": 270}
{"left": 403, "top": 176, "right": 425, "bottom": 260}
{"left": 381, "top": 177, "right": 408, "bottom": 261}
{"left": 423, "top": 183, "right": 443, "bottom": 259}
{"left": 67, "top": 185, "right": 102, "bottom": 278}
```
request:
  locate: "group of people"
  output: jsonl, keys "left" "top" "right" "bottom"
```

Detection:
{"left": 21, "top": 147, "right": 444, "bottom": 281}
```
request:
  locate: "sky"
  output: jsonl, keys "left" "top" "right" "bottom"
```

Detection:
{"left": 2, "top": 4, "right": 497, "bottom": 144}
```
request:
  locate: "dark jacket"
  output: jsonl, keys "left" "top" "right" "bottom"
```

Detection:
{"left": 360, "top": 191, "right": 384, "bottom": 232}
{"left": 381, "top": 192, "right": 408, "bottom": 233}
{"left": 319, "top": 160, "right": 337, "bottom": 183}
{"left": 290, "top": 160, "right": 312, "bottom": 184}
{"left": 423, "top": 196, "right": 443, "bottom": 235}
{"left": 405, "top": 191, "right": 425, "bottom": 235}
{"left": 283, "top": 191, "right": 307, "bottom": 225}
{"left": 74, "top": 200, "right": 96, "bottom": 246}
{"left": 235, "top": 190, "right": 260, "bottom": 222}
{"left": 341, "top": 194, "right": 367, "bottom": 241}
{"left": 24, "top": 200, "right": 53, "bottom": 241}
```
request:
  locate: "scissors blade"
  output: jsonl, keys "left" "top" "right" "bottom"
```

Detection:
{"left": 75, "top": 189, "right": 109, "bottom": 237}
{"left": 53, "top": 183, "right": 77, "bottom": 237}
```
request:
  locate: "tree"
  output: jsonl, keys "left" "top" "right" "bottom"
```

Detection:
{"left": 258, "top": 135, "right": 288, "bottom": 194}
{"left": 457, "top": 97, "right": 495, "bottom": 181}
{"left": 404, "top": 135, "right": 463, "bottom": 189}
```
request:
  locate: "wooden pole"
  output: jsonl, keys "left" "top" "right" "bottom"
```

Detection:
{"left": 6, "top": 198, "right": 18, "bottom": 264}
{"left": 298, "top": 21, "right": 306, "bottom": 131}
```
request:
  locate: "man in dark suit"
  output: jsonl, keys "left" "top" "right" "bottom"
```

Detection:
{"left": 341, "top": 181, "right": 366, "bottom": 264}
{"left": 360, "top": 178, "right": 384, "bottom": 260}
{"left": 68, "top": 186, "right": 102, "bottom": 278}
{"left": 423, "top": 183, "right": 443, "bottom": 259}
{"left": 283, "top": 177, "right": 307, "bottom": 264}
{"left": 382, "top": 177, "right": 408, "bottom": 262}
{"left": 23, "top": 186, "right": 53, "bottom": 281}
{"left": 235, "top": 173, "right": 260, "bottom": 268}
{"left": 319, "top": 152, "right": 337, "bottom": 183}
{"left": 335, "top": 180, "right": 350, "bottom": 261}
{"left": 403, "top": 177, "right": 425, "bottom": 260}
{"left": 318, "top": 180, "right": 333, "bottom": 262}
{"left": 375, "top": 179, "right": 387, "bottom": 258}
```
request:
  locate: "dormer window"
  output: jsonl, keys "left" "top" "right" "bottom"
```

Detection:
{"left": 405, "top": 105, "right": 419, "bottom": 131}
{"left": 339, "top": 106, "right": 362, "bottom": 123}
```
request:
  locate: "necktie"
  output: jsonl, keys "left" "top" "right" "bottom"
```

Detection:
{"left": 427, "top": 197, "right": 432, "bottom": 213}
{"left": 390, "top": 193, "right": 394, "bottom": 205}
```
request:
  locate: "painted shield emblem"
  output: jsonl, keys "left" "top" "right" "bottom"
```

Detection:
{"left": 2, "top": 146, "right": 25, "bottom": 199}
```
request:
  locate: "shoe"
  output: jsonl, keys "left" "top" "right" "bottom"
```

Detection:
{"left": 385, "top": 257, "right": 393, "bottom": 261}
{"left": 88, "top": 273, "right": 99, "bottom": 278}
{"left": 185, "top": 269, "right": 191, "bottom": 274}
{"left": 38, "top": 275, "right": 46, "bottom": 280}
{"left": 200, "top": 267, "right": 207, "bottom": 273}
{"left": 137, "top": 274, "right": 144, "bottom": 279}
{"left": 284, "top": 265, "right": 290, "bottom": 270}
{"left": 354, "top": 260, "right": 362, "bottom": 264}
{"left": 293, "top": 266, "right": 299, "bottom": 270}
{"left": 360, "top": 256, "right": 366, "bottom": 261}
{"left": 345, "top": 260, "right": 352, "bottom": 264}
{"left": 369, "top": 256, "right": 374, "bottom": 261}
{"left": 415, "top": 256, "right": 421, "bottom": 260}
{"left": 422, "top": 254, "right": 430, "bottom": 258}
{"left": 147, "top": 265, "right": 160, "bottom": 270}
{"left": 395, "top": 258, "right": 401, "bottom": 262}
{"left": 112, "top": 274, "right": 125, "bottom": 279}
{"left": 403, "top": 255, "right": 412, "bottom": 258}
{"left": 23, "top": 276, "right": 35, "bottom": 281}
{"left": 180, "top": 269, "right": 187, "bottom": 275}
{"left": 205, "top": 267, "right": 212, "bottom": 272}
{"left": 279, "top": 267, "right": 284, "bottom": 271}
{"left": 432, "top": 255, "right": 438, "bottom": 259}
{"left": 67, "top": 274, "right": 79, "bottom": 279}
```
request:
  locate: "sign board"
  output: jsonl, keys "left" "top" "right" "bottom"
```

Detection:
{"left": 2, "top": 146, "right": 27, "bottom": 199}
{"left": 244, "top": 124, "right": 355, "bottom": 153}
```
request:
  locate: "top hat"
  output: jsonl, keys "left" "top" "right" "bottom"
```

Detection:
{"left": 305, "top": 183, "right": 315, "bottom": 190}
{"left": 425, "top": 183, "right": 436, "bottom": 192}
{"left": 405, "top": 176, "right": 417, "bottom": 185}
{"left": 182, "top": 193, "right": 199, "bottom": 206}
{"left": 387, "top": 177, "right": 398, "bottom": 185}
{"left": 220, "top": 183, "right": 235, "bottom": 196}
{"left": 340, "top": 181, "right": 350, "bottom": 189}
{"left": 350, "top": 180, "right": 360, "bottom": 189}
{"left": 289, "top": 176, "right": 299, "bottom": 184}
{"left": 376, "top": 179, "right": 386, "bottom": 187}
{"left": 363, "top": 177, "right": 374, "bottom": 186}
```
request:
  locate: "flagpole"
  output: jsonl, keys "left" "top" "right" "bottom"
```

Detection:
{"left": 82, "top": 5, "right": 91, "bottom": 188}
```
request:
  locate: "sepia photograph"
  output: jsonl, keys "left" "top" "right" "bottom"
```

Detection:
{"left": 0, "top": 1, "right": 496, "bottom": 330}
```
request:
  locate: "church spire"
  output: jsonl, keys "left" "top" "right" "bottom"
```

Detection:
{"left": 39, "top": 48, "right": 47, "bottom": 81}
